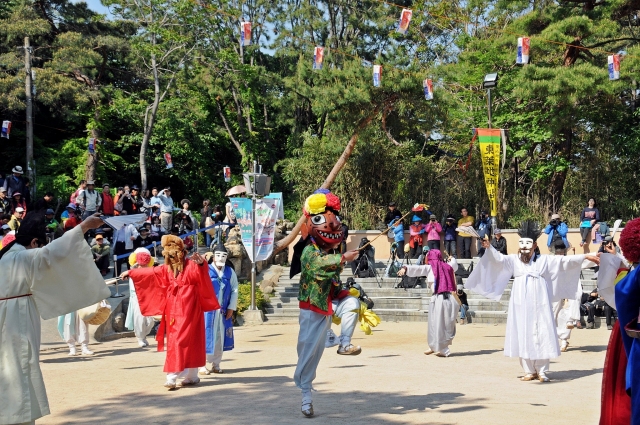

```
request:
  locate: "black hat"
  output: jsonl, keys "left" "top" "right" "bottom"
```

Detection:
{"left": 388, "top": 201, "right": 396, "bottom": 207}
{"left": 213, "top": 242, "right": 228, "bottom": 254}
{"left": 131, "top": 185, "right": 140, "bottom": 190}
{"left": 517, "top": 221, "right": 542, "bottom": 240}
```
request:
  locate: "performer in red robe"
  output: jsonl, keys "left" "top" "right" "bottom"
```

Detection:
{"left": 121, "top": 235, "right": 219, "bottom": 389}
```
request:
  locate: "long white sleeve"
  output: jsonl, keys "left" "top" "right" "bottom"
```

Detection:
{"left": 228, "top": 269, "right": 239, "bottom": 311}
{"left": 405, "top": 264, "right": 432, "bottom": 278}
{"left": 465, "top": 245, "right": 514, "bottom": 301}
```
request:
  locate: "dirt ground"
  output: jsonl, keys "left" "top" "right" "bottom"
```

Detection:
{"left": 38, "top": 321, "right": 610, "bottom": 425}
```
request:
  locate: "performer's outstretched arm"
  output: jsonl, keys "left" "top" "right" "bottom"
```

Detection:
{"left": 465, "top": 243, "right": 514, "bottom": 301}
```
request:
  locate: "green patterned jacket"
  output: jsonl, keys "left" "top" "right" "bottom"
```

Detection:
{"left": 298, "top": 244, "right": 343, "bottom": 312}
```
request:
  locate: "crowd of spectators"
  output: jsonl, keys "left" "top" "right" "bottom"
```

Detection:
{"left": 0, "top": 166, "right": 238, "bottom": 278}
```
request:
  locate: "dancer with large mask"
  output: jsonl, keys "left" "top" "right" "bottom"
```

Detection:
{"left": 290, "top": 189, "right": 360, "bottom": 417}
{"left": 466, "top": 221, "right": 599, "bottom": 382}
{"left": 199, "top": 243, "right": 238, "bottom": 376}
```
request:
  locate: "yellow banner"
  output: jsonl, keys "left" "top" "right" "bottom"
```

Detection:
{"left": 477, "top": 128, "right": 501, "bottom": 216}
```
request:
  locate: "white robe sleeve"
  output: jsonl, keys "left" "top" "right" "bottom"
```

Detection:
{"left": 29, "top": 226, "right": 111, "bottom": 320}
{"left": 465, "top": 245, "right": 514, "bottom": 301}
{"left": 228, "top": 269, "right": 239, "bottom": 311}
{"left": 542, "top": 254, "right": 585, "bottom": 302}
{"left": 404, "top": 264, "right": 432, "bottom": 278}
{"left": 597, "top": 253, "right": 625, "bottom": 307}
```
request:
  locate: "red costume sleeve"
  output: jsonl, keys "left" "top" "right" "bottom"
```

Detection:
{"left": 189, "top": 259, "right": 220, "bottom": 312}
{"left": 129, "top": 266, "right": 169, "bottom": 316}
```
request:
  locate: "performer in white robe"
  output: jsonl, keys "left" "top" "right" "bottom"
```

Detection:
{"left": 552, "top": 281, "right": 583, "bottom": 352}
{"left": 466, "top": 221, "right": 599, "bottom": 382}
{"left": 57, "top": 310, "right": 92, "bottom": 355}
{"left": 125, "top": 248, "right": 156, "bottom": 347}
{"left": 199, "top": 245, "right": 238, "bottom": 375}
{"left": 398, "top": 251, "right": 459, "bottom": 357}
{"left": 0, "top": 213, "right": 110, "bottom": 425}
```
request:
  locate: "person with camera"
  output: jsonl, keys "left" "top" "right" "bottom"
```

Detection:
{"left": 388, "top": 217, "right": 405, "bottom": 259}
{"left": 76, "top": 180, "right": 102, "bottom": 220}
{"left": 475, "top": 210, "right": 492, "bottom": 258}
{"left": 544, "top": 213, "right": 569, "bottom": 255}
{"left": 425, "top": 214, "right": 442, "bottom": 251}
{"left": 443, "top": 214, "right": 457, "bottom": 258}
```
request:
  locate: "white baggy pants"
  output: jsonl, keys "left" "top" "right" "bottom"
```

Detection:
{"left": 519, "top": 358, "right": 550, "bottom": 375}
{"left": 294, "top": 296, "right": 360, "bottom": 391}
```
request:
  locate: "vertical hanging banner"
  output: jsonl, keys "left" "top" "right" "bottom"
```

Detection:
{"left": 230, "top": 196, "right": 280, "bottom": 261}
{"left": 373, "top": 65, "right": 382, "bottom": 87}
{"left": 477, "top": 128, "right": 501, "bottom": 217}
{"left": 516, "top": 37, "right": 530, "bottom": 64}
{"left": 608, "top": 54, "right": 620, "bottom": 80}
{"left": 313, "top": 46, "right": 324, "bottom": 69}
{"left": 240, "top": 21, "right": 251, "bottom": 46}
{"left": 223, "top": 166, "right": 231, "bottom": 182}
{"left": 1, "top": 121, "right": 11, "bottom": 139}
{"left": 397, "top": 9, "right": 412, "bottom": 34}
{"left": 423, "top": 79, "right": 433, "bottom": 100}
{"left": 88, "top": 138, "right": 96, "bottom": 154}
{"left": 164, "top": 153, "right": 173, "bottom": 169}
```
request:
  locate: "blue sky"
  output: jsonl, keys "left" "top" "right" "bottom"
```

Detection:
{"left": 71, "top": 0, "right": 111, "bottom": 16}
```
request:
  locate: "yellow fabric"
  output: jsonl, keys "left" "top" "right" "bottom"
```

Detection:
{"left": 331, "top": 302, "right": 382, "bottom": 335}
{"left": 457, "top": 216, "right": 475, "bottom": 237}
{"left": 304, "top": 193, "right": 327, "bottom": 215}
{"left": 128, "top": 251, "right": 155, "bottom": 267}
{"left": 358, "top": 303, "right": 381, "bottom": 335}
{"left": 348, "top": 287, "right": 360, "bottom": 298}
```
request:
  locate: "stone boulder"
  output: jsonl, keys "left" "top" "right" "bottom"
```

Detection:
{"left": 257, "top": 264, "right": 284, "bottom": 294}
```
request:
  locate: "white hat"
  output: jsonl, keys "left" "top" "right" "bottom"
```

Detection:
{"left": 551, "top": 214, "right": 560, "bottom": 220}
{"left": 1, "top": 224, "right": 9, "bottom": 230}
{"left": 15, "top": 207, "right": 24, "bottom": 213}
{"left": 12, "top": 165, "right": 24, "bottom": 174}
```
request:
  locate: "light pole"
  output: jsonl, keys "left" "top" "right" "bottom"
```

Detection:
{"left": 482, "top": 73, "right": 498, "bottom": 128}
{"left": 242, "top": 161, "right": 271, "bottom": 312}
{"left": 482, "top": 73, "right": 499, "bottom": 234}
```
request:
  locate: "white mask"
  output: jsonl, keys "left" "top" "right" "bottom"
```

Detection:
{"left": 518, "top": 238, "right": 534, "bottom": 253}
{"left": 214, "top": 251, "right": 228, "bottom": 269}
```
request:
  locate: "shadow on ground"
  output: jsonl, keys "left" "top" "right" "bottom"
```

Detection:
{"left": 47, "top": 376, "right": 484, "bottom": 425}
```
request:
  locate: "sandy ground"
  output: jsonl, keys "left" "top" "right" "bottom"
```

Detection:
{"left": 38, "top": 321, "right": 610, "bottom": 425}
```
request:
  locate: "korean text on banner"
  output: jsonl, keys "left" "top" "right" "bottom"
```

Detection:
{"left": 477, "top": 128, "right": 501, "bottom": 216}
{"left": 230, "top": 197, "right": 280, "bottom": 262}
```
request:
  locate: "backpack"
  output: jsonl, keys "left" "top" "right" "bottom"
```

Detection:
{"left": 551, "top": 228, "right": 566, "bottom": 249}
{"left": 455, "top": 262, "right": 473, "bottom": 278}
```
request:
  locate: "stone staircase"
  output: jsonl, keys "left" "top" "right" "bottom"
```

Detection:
{"left": 263, "top": 259, "right": 598, "bottom": 324}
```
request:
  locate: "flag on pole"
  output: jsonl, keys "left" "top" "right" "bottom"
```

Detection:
{"left": 516, "top": 37, "right": 530, "bottom": 64}
{"left": 423, "top": 79, "right": 433, "bottom": 100}
{"left": 164, "top": 153, "right": 173, "bottom": 169}
{"left": 373, "top": 65, "right": 382, "bottom": 87}
{"left": 313, "top": 46, "right": 324, "bottom": 69}
{"left": 240, "top": 21, "right": 251, "bottom": 46}
{"left": 608, "top": 54, "right": 620, "bottom": 80}
{"left": 397, "top": 9, "right": 412, "bottom": 34}
{"left": 476, "top": 128, "right": 502, "bottom": 217}
{"left": 223, "top": 166, "right": 231, "bottom": 182}
{"left": 88, "top": 138, "right": 96, "bottom": 154}
{"left": 1, "top": 121, "right": 11, "bottom": 139}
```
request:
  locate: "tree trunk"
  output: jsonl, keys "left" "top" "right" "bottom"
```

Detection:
{"left": 548, "top": 128, "right": 572, "bottom": 215}
{"left": 140, "top": 51, "right": 161, "bottom": 191}
{"left": 274, "top": 96, "right": 397, "bottom": 254}
{"left": 85, "top": 107, "right": 99, "bottom": 182}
